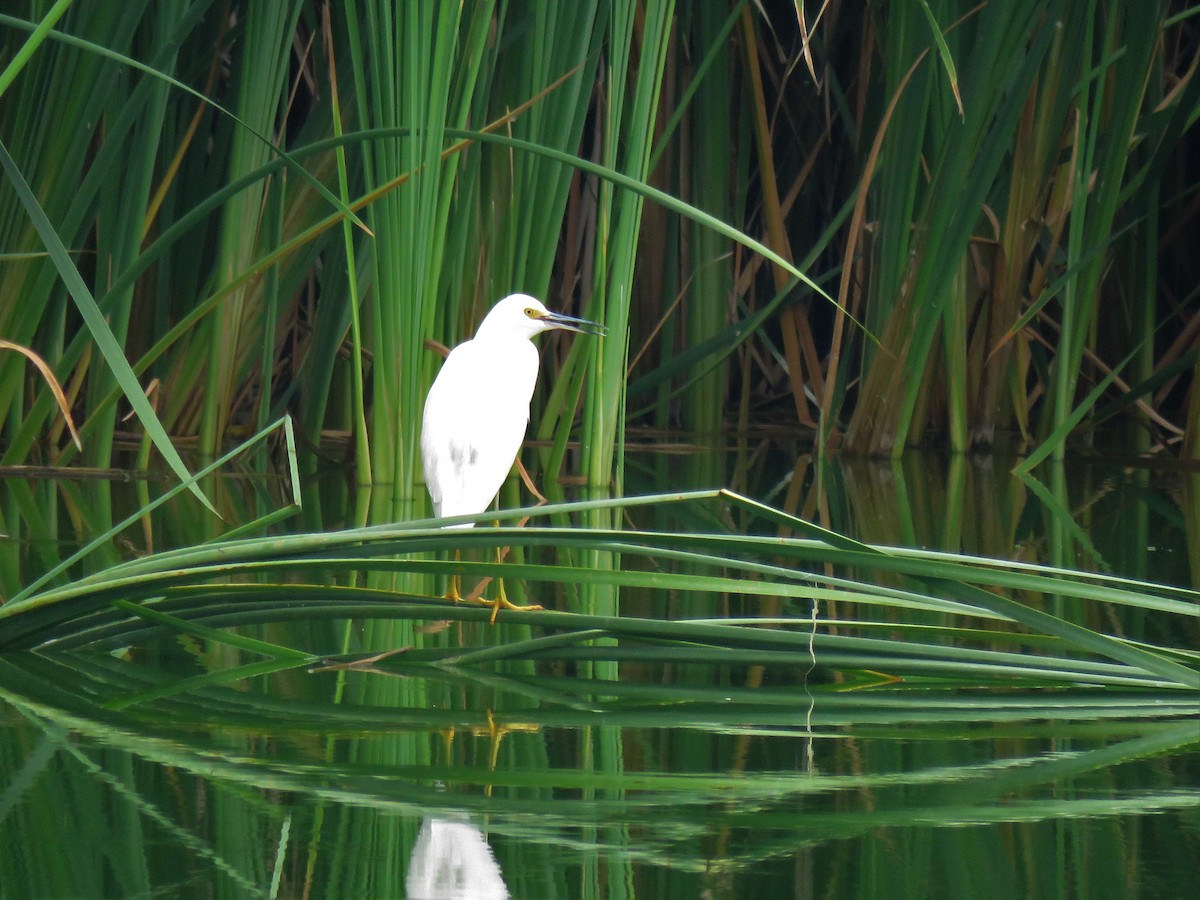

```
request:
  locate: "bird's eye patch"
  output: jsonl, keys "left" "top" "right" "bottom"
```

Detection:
{"left": 524, "top": 307, "right": 537, "bottom": 317}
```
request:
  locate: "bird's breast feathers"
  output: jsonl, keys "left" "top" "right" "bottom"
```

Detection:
{"left": 421, "top": 339, "right": 541, "bottom": 518}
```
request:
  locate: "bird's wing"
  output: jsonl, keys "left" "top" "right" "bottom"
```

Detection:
{"left": 421, "top": 340, "right": 539, "bottom": 520}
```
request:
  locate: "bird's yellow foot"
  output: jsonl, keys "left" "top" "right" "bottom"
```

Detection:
{"left": 471, "top": 710, "right": 541, "bottom": 791}
{"left": 442, "top": 570, "right": 464, "bottom": 603}
{"left": 484, "top": 595, "right": 544, "bottom": 625}
{"left": 481, "top": 579, "right": 542, "bottom": 624}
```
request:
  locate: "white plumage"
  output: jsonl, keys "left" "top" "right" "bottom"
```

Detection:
{"left": 421, "top": 293, "right": 603, "bottom": 523}
{"left": 420, "top": 293, "right": 603, "bottom": 619}
{"left": 406, "top": 816, "right": 509, "bottom": 900}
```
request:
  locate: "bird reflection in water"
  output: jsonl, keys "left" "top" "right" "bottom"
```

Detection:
{"left": 406, "top": 816, "right": 509, "bottom": 900}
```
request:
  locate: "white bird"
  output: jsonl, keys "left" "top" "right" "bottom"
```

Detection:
{"left": 421, "top": 293, "right": 604, "bottom": 620}
{"left": 406, "top": 816, "right": 509, "bottom": 900}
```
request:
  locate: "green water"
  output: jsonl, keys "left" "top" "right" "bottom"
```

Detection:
{"left": 1, "top": 449, "right": 1197, "bottom": 898}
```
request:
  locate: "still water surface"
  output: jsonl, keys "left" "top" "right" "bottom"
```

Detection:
{"left": 1, "top": 448, "right": 1197, "bottom": 898}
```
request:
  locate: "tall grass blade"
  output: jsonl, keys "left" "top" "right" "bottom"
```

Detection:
{"left": 0, "top": 137, "right": 217, "bottom": 515}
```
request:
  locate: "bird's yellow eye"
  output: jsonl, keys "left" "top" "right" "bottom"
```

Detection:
{"left": 524, "top": 307, "right": 537, "bottom": 317}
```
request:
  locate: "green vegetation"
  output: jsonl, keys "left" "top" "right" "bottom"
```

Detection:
{"left": 2, "top": 485, "right": 1197, "bottom": 686}
{"left": 2, "top": 2, "right": 1198, "bottom": 478}
{"left": 0, "top": 3, "right": 1197, "bottom": 895}
{"left": 2, "top": 464, "right": 1197, "bottom": 897}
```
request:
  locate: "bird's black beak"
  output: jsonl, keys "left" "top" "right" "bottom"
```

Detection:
{"left": 542, "top": 311, "right": 607, "bottom": 336}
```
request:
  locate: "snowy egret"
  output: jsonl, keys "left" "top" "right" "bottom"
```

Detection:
{"left": 407, "top": 816, "right": 508, "bottom": 899}
{"left": 421, "top": 293, "right": 605, "bottom": 621}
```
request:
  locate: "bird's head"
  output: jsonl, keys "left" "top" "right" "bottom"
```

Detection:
{"left": 475, "top": 293, "right": 606, "bottom": 342}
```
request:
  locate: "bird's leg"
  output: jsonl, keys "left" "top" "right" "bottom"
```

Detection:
{"left": 443, "top": 549, "right": 464, "bottom": 603}
{"left": 487, "top": 574, "right": 543, "bottom": 625}
{"left": 473, "top": 709, "right": 539, "bottom": 796}
{"left": 483, "top": 540, "right": 542, "bottom": 624}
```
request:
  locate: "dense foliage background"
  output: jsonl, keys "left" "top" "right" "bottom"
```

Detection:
{"left": 3, "top": 8, "right": 1198, "bottom": 896}
{"left": 2, "top": 0, "right": 1199, "bottom": 502}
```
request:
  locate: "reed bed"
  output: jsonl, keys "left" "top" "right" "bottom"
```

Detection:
{"left": 0, "top": 2, "right": 1196, "bottom": 479}
{"left": 0, "top": 17, "right": 1197, "bottom": 894}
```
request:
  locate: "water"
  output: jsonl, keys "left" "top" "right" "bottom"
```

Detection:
{"left": 1, "top": 448, "right": 1197, "bottom": 898}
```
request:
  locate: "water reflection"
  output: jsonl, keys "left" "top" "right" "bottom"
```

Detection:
{"left": 1, "top": 643, "right": 1195, "bottom": 897}
{"left": 0, "top": 451, "right": 1197, "bottom": 898}
{"left": 407, "top": 816, "right": 509, "bottom": 900}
